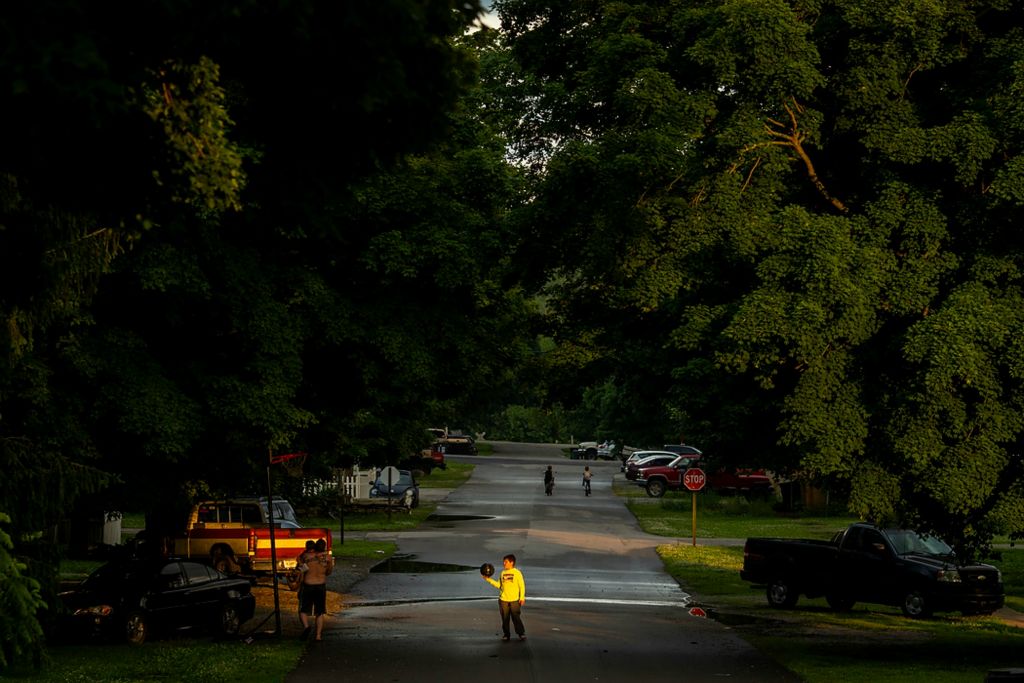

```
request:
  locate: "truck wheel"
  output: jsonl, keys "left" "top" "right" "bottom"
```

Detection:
{"left": 900, "top": 589, "right": 933, "bottom": 618}
{"left": 125, "top": 611, "right": 149, "bottom": 645}
{"left": 826, "top": 593, "right": 855, "bottom": 612}
{"left": 766, "top": 578, "right": 799, "bottom": 609}
{"left": 645, "top": 480, "right": 666, "bottom": 498}
{"left": 211, "top": 545, "right": 241, "bottom": 574}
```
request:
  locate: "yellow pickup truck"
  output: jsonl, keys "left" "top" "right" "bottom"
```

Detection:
{"left": 170, "top": 497, "right": 331, "bottom": 574}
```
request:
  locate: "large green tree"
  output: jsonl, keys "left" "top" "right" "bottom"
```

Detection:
{"left": 493, "top": 0, "right": 1024, "bottom": 553}
{"left": 1, "top": 0, "right": 507, "bottom": 664}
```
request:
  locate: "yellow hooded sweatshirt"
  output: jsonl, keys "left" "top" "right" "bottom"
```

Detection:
{"left": 486, "top": 566, "right": 525, "bottom": 603}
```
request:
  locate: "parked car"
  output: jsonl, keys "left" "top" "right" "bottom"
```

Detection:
{"left": 401, "top": 444, "right": 446, "bottom": 474}
{"left": 622, "top": 448, "right": 702, "bottom": 473}
{"left": 635, "top": 454, "right": 772, "bottom": 498}
{"left": 428, "top": 428, "right": 478, "bottom": 455}
{"left": 575, "top": 440, "right": 618, "bottom": 460}
{"left": 624, "top": 452, "right": 685, "bottom": 480}
{"left": 58, "top": 557, "right": 256, "bottom": 645}
{"left": 661, "top": 444, "right": 704, "bottom": 458}
{"left": 570, "top": 444, "right": 598, "bottom": 459}
{"left": 369, "top": 469, "right": 420, "bottom": 508}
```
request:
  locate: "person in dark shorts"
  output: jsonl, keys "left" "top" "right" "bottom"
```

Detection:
{"left": 299, "top": 538, "right": 334, "bottom": 641}
{"left": 292, "top": 540, "right": 316, "bottom": 614}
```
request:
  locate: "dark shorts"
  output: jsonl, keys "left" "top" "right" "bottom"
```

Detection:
{"left": 300, "top": 583, "right": 327, "bottom": 616}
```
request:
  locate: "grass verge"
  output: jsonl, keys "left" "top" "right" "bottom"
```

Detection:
{"left": 660, "top": 544, "right": 1024, "bottom": 682}
{"left": 644, "top": 496, "right": 1024, "bottom": 683}
{"left": 418, "top": 461, "right": 474, "bottom": 488}
{"left": 5, "top": 638, "right": 305, "bottom": 682}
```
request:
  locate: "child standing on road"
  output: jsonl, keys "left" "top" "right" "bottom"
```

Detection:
{"left": 582, "top": 466, "right": 592, "bottom": 496}
{"left": 482, "top": 554, "right": 526, "bottom": 641}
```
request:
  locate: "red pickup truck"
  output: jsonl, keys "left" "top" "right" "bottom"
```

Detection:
{"left": 635, "top": 456, "right": 774, "bottom": 498}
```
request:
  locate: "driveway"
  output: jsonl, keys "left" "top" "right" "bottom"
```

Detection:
{"left": 287, "top": 441, "right": 801, "bottom": 682}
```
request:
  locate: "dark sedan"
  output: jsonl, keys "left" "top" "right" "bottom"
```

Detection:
{"left": 58, "top": 557, "right": 256, "bottom": 645}
{"left": 369, "top": 469, "right": 420, "bottom": 508}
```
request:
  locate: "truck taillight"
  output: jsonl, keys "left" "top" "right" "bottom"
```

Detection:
{"left": 248, "top": 529, "right": 257, "bottom": 553}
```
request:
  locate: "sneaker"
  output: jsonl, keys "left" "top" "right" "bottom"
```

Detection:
{"left": 518, "top": 634, "right": 526, "bottom": 641}
{"left": 502, "top": 635, "right": 510, "bottom": 641}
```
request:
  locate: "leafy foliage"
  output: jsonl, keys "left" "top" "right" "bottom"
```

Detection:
{"left": 1, "top": 0, "right": 505, "bottom": 667}
{"left": 492, "top": 0, "right": 1024, "bottom": 555}
{"left": 0, "top": 513, "right": 45, "bottom": 670}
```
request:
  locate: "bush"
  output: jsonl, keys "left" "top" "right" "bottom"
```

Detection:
{"left": 0, "top": 512, "right": 45, "bottom": 671}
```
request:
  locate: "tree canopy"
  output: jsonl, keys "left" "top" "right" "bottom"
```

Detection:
{"left": 1, "top": 1, "right": 528, "bottom": 665}
{"left": 4, "top": 0, "right": 1024, "bottom": 666}
{"left": 492, "top": 0, "right": 1024, "bottom": 553}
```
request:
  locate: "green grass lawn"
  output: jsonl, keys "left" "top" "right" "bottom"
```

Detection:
{"left": 658, "top": 541, "right": 1024, "bottom": 683}
{"left": 417, "top": 461, "right": 474, "bottom": 488}
{"left": 641, "top": 492, "right": 1024, "bottom": 683}
{"left": 6, "top": 638, "right": 305, "bottom": 682}
{"left": 628, "top": 494, "right": 859, "bottom": 539}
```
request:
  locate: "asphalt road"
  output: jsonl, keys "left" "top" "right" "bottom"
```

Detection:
{"left": 287, "top": 441, "right": 801, "bottom": 682}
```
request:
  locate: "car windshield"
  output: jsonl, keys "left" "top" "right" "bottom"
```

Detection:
{"left": 376, "top": 473, "right": 413, "bottom": 486}
{"left": 80, "top": 562, "right": 127, "bottom": 591}
{"left": 883, "top": 529, "right": 954, "bottom": 557}
{"left": 81, "top": 559, "right": 159, "bottom": 592}
{"left": 261, "top": 500, "right": 299, "bottom": 525}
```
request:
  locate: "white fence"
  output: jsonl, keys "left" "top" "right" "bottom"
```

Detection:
{"left": 337, "top": 467, "right": 373, "bottom": 501}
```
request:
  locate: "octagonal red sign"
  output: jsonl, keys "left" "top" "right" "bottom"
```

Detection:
{"left": 683, "top": 468, "right": 706, "bottom": 491}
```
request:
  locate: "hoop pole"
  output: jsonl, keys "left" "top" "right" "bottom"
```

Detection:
{"left": 266, "top": 448, "right": 281, "bottom": 636}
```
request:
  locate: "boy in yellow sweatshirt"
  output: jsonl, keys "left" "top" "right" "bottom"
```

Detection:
{"left": 483, "top": 554, "right": 526, "bottom": 641}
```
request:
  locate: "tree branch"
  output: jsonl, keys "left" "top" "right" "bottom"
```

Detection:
{"left": 745, "top": 97, "right": 847, "bottom": 211}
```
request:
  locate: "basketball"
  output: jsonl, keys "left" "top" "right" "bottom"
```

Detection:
{"left": 480, "top": 562, "right": 495, "bottom": 577}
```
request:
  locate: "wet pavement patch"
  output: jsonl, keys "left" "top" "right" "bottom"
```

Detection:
{"left": 425, "top": 514, "right": 495, "bottom": 524}
{"left": 370, "top": 555, "right": 477, "bottom": 574}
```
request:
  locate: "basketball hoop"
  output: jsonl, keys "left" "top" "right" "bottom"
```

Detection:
{"left": 270, "top": 451, "right": 307, "bottom": 478}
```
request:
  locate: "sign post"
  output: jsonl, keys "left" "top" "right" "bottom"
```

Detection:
{"left": 380, "top": 466, "right": 401, "bottom": 523}
{"left": 683, "top": 468, "right": 706, "bottom": 547}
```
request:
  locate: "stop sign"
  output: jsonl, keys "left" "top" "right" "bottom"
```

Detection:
{"left": 683, "top": 468, "right": 706, "bottom": 491}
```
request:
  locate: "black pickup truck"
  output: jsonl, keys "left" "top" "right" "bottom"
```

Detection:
{"left": 740, "top": 522, "right": 1005, "bottom": 618}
